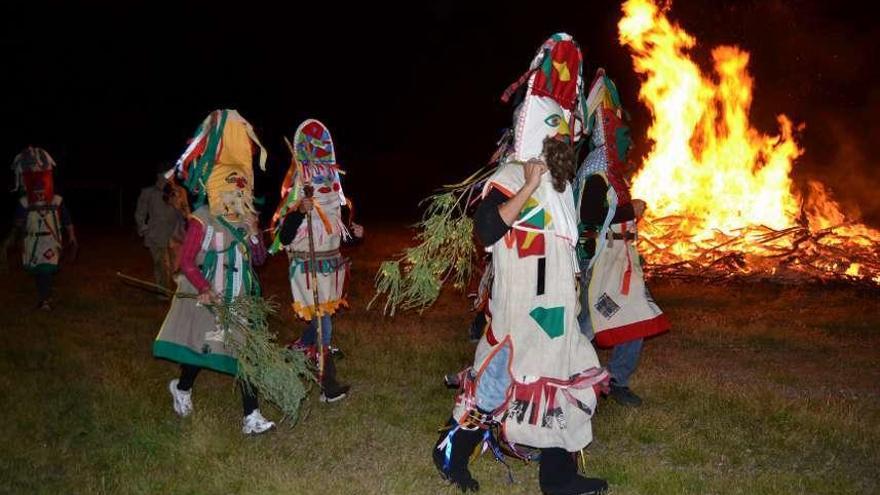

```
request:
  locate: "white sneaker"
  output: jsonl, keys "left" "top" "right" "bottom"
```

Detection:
{"left": 168, "top": 379, "right": 193, "bottom": 417}
{"left": 242, "top": 409, "right": 275, "bottom": 435}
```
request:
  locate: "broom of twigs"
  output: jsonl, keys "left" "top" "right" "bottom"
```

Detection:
{"left": 212, "top": 295, "right": 314, "bottom": 423}
{"left": 117, "top": 272, "right": 314, "bottom": 422}
{"left": 369, "top": 133, "right": 513, "bottom": 316}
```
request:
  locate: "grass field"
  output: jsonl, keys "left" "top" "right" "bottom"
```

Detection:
{"left": 1, "top": 225, "right": 878, "bottom": 494}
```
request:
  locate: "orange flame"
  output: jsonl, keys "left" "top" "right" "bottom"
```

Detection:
{"left": 617, "top": 0, "right": 880, "bottom": 283}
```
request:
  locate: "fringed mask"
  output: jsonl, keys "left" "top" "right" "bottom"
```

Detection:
{"left": 173, "top": 109, "right": 266, "bottom": 215}
{"left": 216, "top": 172, "right": 256, "bottom": 221}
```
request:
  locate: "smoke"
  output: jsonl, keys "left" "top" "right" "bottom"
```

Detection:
{"left": 798, "top": 102, "right": 880, "bottom": 228}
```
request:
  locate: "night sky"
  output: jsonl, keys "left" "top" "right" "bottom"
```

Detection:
{"left": 2, "top": 0, "right": 877, "bottom": 227}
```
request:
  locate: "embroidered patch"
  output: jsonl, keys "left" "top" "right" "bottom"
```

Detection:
{"left": 595, "top": 293, "right": 621, "bottom": 319}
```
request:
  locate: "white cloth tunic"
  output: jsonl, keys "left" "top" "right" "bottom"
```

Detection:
{"left": 453, "top": 162, "right": 608, "bottom": 452}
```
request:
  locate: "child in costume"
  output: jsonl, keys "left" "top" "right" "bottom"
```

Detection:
{"left": 153, "top": 109, "right": 275, "bottom": 435}
{"left": 433, "top": 34, "right": 609, "bottom": 495}
{"left": 270, "top": 119, "right": 356, "bottom": 403}
{"left": 8, "top": 147, "right": 77, "bottom": 310}
{"left": 574, "top": 69, "right": 670, "bottom": 407}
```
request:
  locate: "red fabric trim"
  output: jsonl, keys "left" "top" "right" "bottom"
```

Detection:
{"left": 500, "top": 68, "right": 537, "bottom": 103}
{"left": 485, "top": 324, "right": 498, "bottom": 346}
{"left": 595, "top": 313, "right": 670, "bottom": 348}
{"left": 621, "top": 235, "right": 633, "bottom": 295}
{"left": 485, "top": 182, "right": 515, "bottom": 199}
{"left": 473, "top": 335, "right": 516, "bottom": 416}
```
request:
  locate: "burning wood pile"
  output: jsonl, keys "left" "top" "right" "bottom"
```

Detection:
{"left": 639, "top": 216, "right": 880, "bottom": 288}
{"left": 618, "top": 0, "right": 880, "bottom": 288}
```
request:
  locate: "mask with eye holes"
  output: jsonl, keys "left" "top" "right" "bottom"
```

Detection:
{"left": 504, "top": 33, "right": 588, "bottom": 163}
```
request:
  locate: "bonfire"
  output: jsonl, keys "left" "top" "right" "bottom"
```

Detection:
{"left": 619, "top": 0, "right": 880, "bottom": 288}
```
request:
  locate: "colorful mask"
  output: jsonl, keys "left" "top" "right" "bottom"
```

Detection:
{"left": 295, "top": 119, "right": 345, "bottom": 207}
{"left": 271, "top": 119, "right": 345, "bottom": 248}
{"left": 582, "top": 69, "right": 632, "bottom": 204}
{"left": 12, "top": 147, "right": 56, "bottom": 204}
{"left": 174, "top": 109, "right": 266, "bottom": 217}
{"left": 502, "top": 33, "right": 587, "bottom": 162}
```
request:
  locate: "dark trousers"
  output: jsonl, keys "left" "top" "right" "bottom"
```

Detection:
{"left": 177, "top": 364, "right": 259, "bottom": 416}
{"left": 539, "top": 448, "right": 579, "bottom": 492}
{"left": 35, "top": 272, "right": 53, "bottom": 302}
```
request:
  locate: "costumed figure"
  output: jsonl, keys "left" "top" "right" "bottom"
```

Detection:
{"left": 8, "top": 146, "right": 77, "bottom": 310}
{"left": 153, "top": 109, "right": 276, "bottom": 435}
{"left": 270, "top": 119, "right": 356, "bottom": 403}
{"left": 433, "top": 34, "right": 610, "bottom": 495}
{"left": 574, "top": 69, "right": 670, "bottom": 407}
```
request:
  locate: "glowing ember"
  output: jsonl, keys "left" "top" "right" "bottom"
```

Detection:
{"left": 618, "top": 0, "right": 880, "bottom": 286}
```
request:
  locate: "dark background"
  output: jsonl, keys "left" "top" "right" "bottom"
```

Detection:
{"left": 2, "top": 0, "right": 877, "bottom": 229}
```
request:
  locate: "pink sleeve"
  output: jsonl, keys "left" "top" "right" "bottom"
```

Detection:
{"left": 179, "top": 217, "right": 211, "bottom": 293}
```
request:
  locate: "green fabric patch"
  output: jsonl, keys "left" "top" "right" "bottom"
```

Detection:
{"left": 604, "top": 74, "right": 622, "bottom": 108}
{"left": 25, "top": 263, "right": 59, "bottom": 274}
{"left": 153, "top": 340, "right": 238, "bottom": 375}
{"left": 541, "top": 49, "right": 554, "bottom": 91}
{"left": 518, "top": 199, "right": 547, "bottom": 229}
{"left": 616, "top": 126, "right": 632, "bottom": 162}
{"left": 530, "top": 306, "right": 565, "bottom": 339}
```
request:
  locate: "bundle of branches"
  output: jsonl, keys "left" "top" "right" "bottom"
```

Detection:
{"left": 369, "top": 165, "right": 501, "bottom": 316}
{"left": 212, "top": 295, "right": 314, "bottom": 422}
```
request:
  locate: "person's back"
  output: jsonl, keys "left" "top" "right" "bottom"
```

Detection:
{"left": 136, "top": 175, "right": 182, "bottom": 249}
{"left": 136, "top": 173, "right": 184, "bottom": 289}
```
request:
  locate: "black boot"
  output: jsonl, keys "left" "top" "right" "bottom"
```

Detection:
{"left": 320, "top": 352, "right": 350, "bottom": 403}
{"left": 539, "top": 448, "right": 607, "bottom": 495}
{"left": 432, "top": 418, "right": 482, "bottom": 492}
{"left": 609, "top": 383, "right": 643, "bottom": 407}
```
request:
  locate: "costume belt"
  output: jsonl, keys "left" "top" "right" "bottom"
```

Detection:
{"left": 581, "top": 231, "right": 636, "bottom": 241}
{"left": 608, "top": 232, "right": 636, "bottom": 241}
{"left": 289, "top": 248, "right": 341, "bottom": 261}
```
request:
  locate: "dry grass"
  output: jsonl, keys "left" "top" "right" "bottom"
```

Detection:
{"left": 0, "top": 225, "right": 878, "bottom": 494}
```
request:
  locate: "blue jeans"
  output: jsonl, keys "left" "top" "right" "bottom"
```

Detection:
{"left": 608, "top": 339, "right": 643, "bottom": 387}
{"left": 301, "top": 315, "right": 333, "bottom": 346}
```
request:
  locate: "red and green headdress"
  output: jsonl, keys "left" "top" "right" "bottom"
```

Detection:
{"left": 500, "top": 32, "right": 588, "bottom": 161}
{"left": 582, "top": 68, "right": 632, "bottom": 203}
{"left": 12, "top": 146, "right": 57, "bottom": 204}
